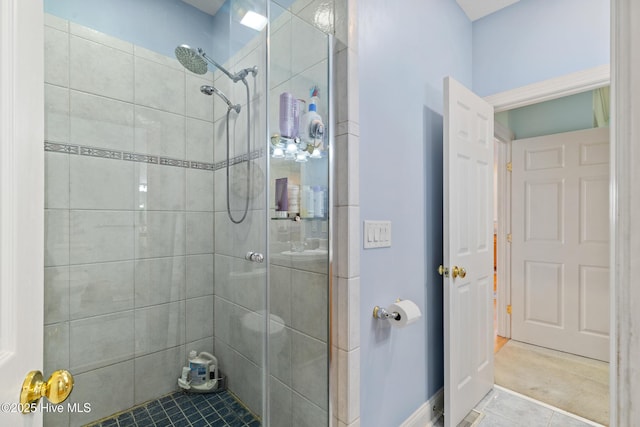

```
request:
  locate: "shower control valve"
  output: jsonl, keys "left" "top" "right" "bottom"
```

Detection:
{"left": 245, "top": 251, "right": 264, "bottom": 263}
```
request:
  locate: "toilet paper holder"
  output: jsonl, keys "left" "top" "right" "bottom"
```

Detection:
{"left": 372, "top": 298, "right": 422, "bottom": 328}
{"left": 372, "top": 305, "right": 401, "bottom": 321}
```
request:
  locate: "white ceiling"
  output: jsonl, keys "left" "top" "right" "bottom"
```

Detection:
{"left": 185, "top": 0, "right": 519, "bottom": 22}
{"left": 184, "top": 0, "right": 519, "bottom": 22}
{"left": 456, "top": 0, "right": 520, "bottom": 21}
{"left": 181, "top": 0, "right": 226, "bottom": 16}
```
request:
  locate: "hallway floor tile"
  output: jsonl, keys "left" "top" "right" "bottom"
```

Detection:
{"left": 435, "top": 386, "right": 605, "bottom": 427}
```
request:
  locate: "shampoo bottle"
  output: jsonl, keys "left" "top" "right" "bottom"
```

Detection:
{"left": 279, "top": 92, "right": 300, "bottom": 139}
{"left": 299, "top": 87, "right": 324, "bottom": 146}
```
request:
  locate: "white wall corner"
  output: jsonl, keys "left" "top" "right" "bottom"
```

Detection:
{"left": 332, "top": 1, "right": 360, "bottom": 425}
{"left": 399, "top": 388, "right": 444, "bottom": 427}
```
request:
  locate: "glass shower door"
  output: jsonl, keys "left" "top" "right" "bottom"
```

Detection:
{"left": 211, "top": 0, "right": 270, "bottom": 419}
{"left": 268, "top": 2, "right": 331, "bottom": 426}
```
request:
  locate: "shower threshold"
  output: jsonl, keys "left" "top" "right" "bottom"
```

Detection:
{"left": 85, "top": 390, "right": 260, "bottom": 427}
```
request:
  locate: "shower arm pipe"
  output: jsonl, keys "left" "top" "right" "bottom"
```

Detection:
{"left": 199, "top": 49, "right": 257, "bottom": 83}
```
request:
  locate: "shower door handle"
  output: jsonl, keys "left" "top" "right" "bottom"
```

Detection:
{"left": 245, "top": 251, "right": 264, "bottom": 263}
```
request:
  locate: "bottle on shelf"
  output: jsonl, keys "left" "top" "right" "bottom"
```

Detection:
{"left": 279, "top": 92, "right": 300, "bottom": 139}
{"left": 288, "top": 184, "right": 300, "bottom": 215}
{"left": 299, "top": 86, "right": 324, "bottom": 150}
{"left": 313, "top": 186, "right": 325, "bottom": 218}
{"left": 301, "top": 185, "right": 315, "bottom": 218}
{"left": 275, "top": 177, "right": 288, "bottom": 218}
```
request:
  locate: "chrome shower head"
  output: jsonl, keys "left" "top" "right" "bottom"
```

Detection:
{"left": 175, "top": 44, "right": 258, "bottom": 83}
{"left": 175, "top": 44, "right": 238, "bottom": 81}
{"left": 200, "top": 85, "right": 241, "bottom": 113}
{"left": 174, "top": 45, "right": 208, "bottom": 75}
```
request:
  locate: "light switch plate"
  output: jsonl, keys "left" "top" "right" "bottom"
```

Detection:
{"left": 363, "top": 220, "right": 391, "bottom": 248}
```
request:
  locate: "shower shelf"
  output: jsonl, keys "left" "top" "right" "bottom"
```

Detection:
{"left": 270, "top": 216, "right": 328, "bottom": 221}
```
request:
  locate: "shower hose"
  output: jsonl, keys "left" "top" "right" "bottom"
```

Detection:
{"left": 226, "top": 78, "right": 252, "bottom": 224}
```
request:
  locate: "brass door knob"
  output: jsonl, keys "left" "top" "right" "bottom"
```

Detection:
{"left": 20, "top": 370, "right": 74, "bottom": 413}
{"left": 438, "top": 265, "right": 449, "bottom": 277}
{"left": 451, "top": 266, "right": 467, "bottom": 279}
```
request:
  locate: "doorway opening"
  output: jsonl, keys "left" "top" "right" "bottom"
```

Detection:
{"left": 492, "top": 88, "right": 610, "bottom": 426}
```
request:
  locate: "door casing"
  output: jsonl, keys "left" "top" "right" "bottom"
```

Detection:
{"left": 493, "top": 123, "right": 513, "bottom": 339}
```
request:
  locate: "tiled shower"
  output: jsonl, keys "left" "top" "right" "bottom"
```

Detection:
{"left": 42, "top": 1, "right": 330, "bottom": 426}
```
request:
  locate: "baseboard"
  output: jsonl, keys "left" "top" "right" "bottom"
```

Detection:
{"left": 399, "top": 388, "right": 444, "bottom": 427}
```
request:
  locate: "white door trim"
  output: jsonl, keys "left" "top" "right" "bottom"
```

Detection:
{"left": 484, "top": 65, "right": 610, "bottom": 113}
{"left": 0, "top": 0, "right": 44, "bottom": 424}
{"left": 610, "top": 0, "right": 639, "bottom": 425}
{"left": 494, "top": 123, "right": 513, "bottom": 339}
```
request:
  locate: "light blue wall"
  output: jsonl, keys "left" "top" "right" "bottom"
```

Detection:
{"left": 360, "top": 0, "right": 609, "bottom": 425}
{"left": 472, "top": 0, "right": 610, "bottom": 96}
{"left": 44, "top": 0, "right": 219, "bottom": 60}
{"left": 43, "top": 0, "right": 273, "bottom": 67}
{"left": 497, "top": 90, "right": 595, "bottom": 139}
{"left": 358, "top": 0, "right": 471, "bottom": 425}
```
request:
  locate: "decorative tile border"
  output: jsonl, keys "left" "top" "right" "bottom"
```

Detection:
{"left": 80, "top": 146, "right": 122, "bottom": 159}
{"left": 44, "top": 142, "right": 79, "bottom": 154}
{"left": 190, "top": 161, "right": 215, "bottom": 171}
{"left": 44, "top": 141, "right": 264, "bottom": 172}
{"left": 159, "top": 157, "right": 189, "bottom": 168}
{"left": 123, "top": 152, "right": 158, "bottom": 164}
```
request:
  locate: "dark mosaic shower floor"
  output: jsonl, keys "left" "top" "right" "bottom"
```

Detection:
{"left": 87, "top": 390, "right": 260, "bottom": 427}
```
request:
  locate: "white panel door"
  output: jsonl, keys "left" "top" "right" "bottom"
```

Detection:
{"left": 443, "top": 77, "right": 494, "bottom": 427}
{"left": 0, "top": 0, "right": 45, "bottom": 425}
{"left": 511, "top": 127, "right": 609, "bottom": 361}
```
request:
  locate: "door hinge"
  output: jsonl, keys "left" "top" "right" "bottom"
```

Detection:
{"left": 506, "top": 162, "right": 512, "bottom": 172}
{"left": 507, "top": 233, "right": 512, "bottom": 243}
{"left": 507, "top": 305, "right": 512, "bottom": 315}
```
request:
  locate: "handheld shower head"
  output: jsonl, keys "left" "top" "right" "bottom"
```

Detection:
{"left": 200, "top": 85, "right": 241, "bottom": 113}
